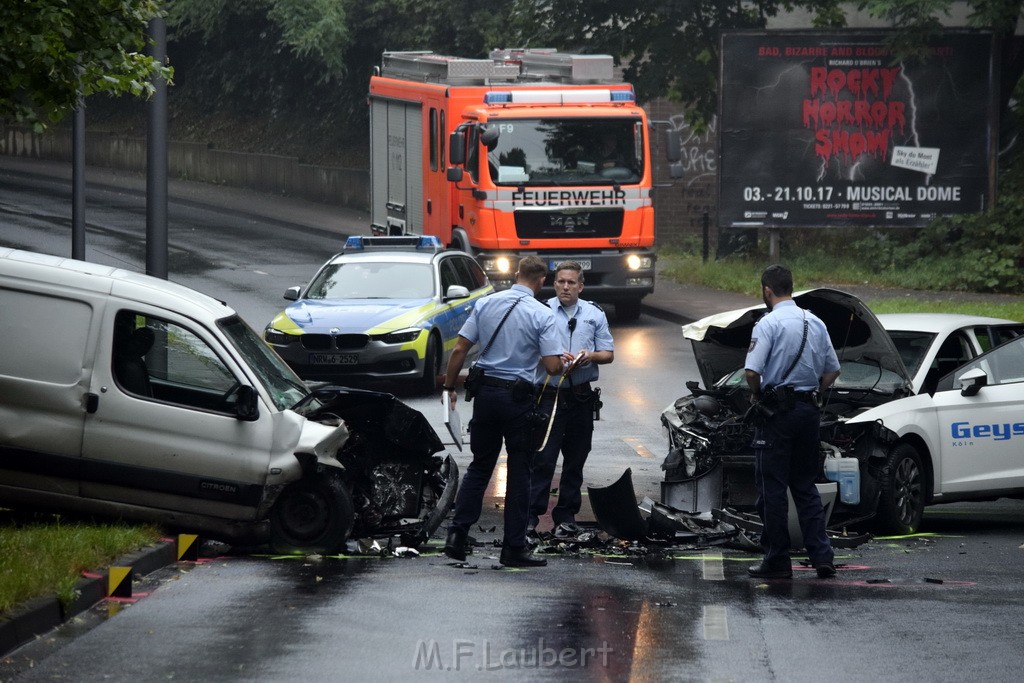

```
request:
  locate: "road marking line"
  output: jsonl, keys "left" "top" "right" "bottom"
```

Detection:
{"left": 254, "top": 269, "right": 269, "bottom": 275}
{"left": 702, "top": 550, "right": 725, "bottom": 581}
{"left": 622, "top": 437, "right": 653, "bottom": 458}
{"left": 703, "top": 605, "right": 729, "bottom": 640}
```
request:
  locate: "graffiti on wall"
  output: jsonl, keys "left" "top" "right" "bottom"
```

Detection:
{"left": 668, "top": 114, "right": 717, "bottom": 188}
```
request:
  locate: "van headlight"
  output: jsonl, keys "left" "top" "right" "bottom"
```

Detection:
{"left": 374, "top": 328, "right": 423, "bottom": 344}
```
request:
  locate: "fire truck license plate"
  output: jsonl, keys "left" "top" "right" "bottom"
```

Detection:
{"left": 309, "top": 353, "right": 359, "bottom": 365}
{"left": 550, "top": 259, "right": 591, "bottom": 271}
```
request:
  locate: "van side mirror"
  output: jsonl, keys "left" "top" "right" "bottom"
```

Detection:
{"left": 283, "top": 286, "right": 301, "bottom": 301}
{"left": 235, "top": 385, "right": 260, "bottom": 421}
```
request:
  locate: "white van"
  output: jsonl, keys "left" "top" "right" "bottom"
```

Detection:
{"left": 0, "top": 248, "right": 457, "bottom": 552}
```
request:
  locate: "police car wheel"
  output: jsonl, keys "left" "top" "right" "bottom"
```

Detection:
{"left": 416, "top": 333, "right": 440, "bottom": 394}
{"left": 269, "top": 474, "right": 354, "bottom": 553}
{"left": 875, "top": 443, "right": 926, "bottom": 535}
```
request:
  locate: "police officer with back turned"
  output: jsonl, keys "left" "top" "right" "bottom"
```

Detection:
{"left": 441, "top": 255, "right": 564, "bottom": 567}
{"left": 745, "top": 264, "right": 841, "bottom": 579}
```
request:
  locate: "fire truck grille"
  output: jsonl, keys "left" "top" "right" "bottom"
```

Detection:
{"left": 514, "top": 209, "right": 623, "bottom": 239}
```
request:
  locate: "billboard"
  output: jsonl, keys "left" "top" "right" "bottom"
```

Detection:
{"left": 719, "top": 31, "right": 997, "bottom": 229}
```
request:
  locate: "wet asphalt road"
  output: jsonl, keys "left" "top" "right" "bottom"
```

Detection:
{"left": 2, "top": 167, "right": 1024, "bottom": 681}
{"left": 6, "top": 501, "right": 1024, "bottom": 682}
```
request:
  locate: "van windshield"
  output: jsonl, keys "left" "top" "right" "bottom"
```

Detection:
{"left": 487, "top": 117, "right": 643, "bottom": 186}
{"left": 218, "top": 315, "right": 309, "bottom": 410}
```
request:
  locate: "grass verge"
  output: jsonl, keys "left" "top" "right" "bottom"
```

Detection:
{"left": 658, "top": 249, "right": 1024, "bottom": 320}
{"left": 0, "top": 513, "right": 162, "bottom": 615}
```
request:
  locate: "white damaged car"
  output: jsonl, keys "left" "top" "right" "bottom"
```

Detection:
{"left": 661, "top": 289, "right": 1024, "bottom": 534}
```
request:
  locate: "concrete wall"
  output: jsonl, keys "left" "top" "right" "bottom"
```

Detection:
{"left": 0, "top": 126, "right": 370, "bottom": 211}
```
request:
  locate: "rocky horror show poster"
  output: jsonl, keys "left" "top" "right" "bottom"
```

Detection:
{"left": 718, "top": 31, "right": 996, "bottom": 228}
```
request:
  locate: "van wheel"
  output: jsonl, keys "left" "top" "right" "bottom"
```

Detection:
{"left": 874, "top": 443, "right": 925, "bottom": 535}
{"left": 417, "top": 333, "right": 440, "bottom": 395}
{"left": 270, "top": 474, "right": 354, "bottom": 553}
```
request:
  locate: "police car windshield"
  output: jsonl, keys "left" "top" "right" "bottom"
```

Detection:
{"left": 217, "top": 315, "right": 309, "bottom": 410}
{"left": 306, "top": 262, "right": 434, "bottom": 299}
{"left": 487, "top": 117, "right": 643, "bottom": 186}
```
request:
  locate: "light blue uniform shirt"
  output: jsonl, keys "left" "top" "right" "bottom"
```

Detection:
{"left": 745, "top": 300, "right": 841, "bottom": 391}
{"left": 458, "top": 284, "right": 560, "bottom": 382}
{"left": 534, "top": 298, "right": 614, "bottom": 385}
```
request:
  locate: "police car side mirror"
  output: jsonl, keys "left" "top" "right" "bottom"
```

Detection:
{"left": 283, "top": 286, "right": 301, "bottom": 301}
{"left": 959, "top": 367, "right": 987, "bottom": 397}
{"left": 444, "top": 285, "right": 470, "bottom": 301}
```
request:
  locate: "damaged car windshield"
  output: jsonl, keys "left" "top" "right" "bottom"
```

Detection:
{"left": 487, "top": 118, "right": 643, "bottom": 186}
{"left": 218, "top": 315, "right": 310, "bottom": 410}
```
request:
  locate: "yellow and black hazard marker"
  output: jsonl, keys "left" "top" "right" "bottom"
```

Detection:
{"left": 107, "top": 566, "right": 133, "bottom": 598}
{"left": 177, "top": 533, "right": 200, "bottom": 561}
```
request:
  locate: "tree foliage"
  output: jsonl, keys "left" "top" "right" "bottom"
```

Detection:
{"left": 0, "top": 0, "right": 171, "bottom": 130}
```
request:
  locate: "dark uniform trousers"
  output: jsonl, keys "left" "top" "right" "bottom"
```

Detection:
{"left": 753, "top": 400, "right": 834, "bottom": 568}
{"left": 449, "top": 384, "right": 537, "bottom": 548}
{"left": 528, "top": 390, "right": 593, "bottom": 528}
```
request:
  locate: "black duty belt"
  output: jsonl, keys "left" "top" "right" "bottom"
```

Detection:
{"left": 536, "top": 381, "right": 591, "bottom": 394}
{"left": 480, "top": 376, "right": 518, "bottom": 389}
{"left": 793, "top": 391, "right": 817, "bottom": 403}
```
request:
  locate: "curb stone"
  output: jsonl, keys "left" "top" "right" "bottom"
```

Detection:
{"left": 0, "top": 539, "right": 178, "bottom": 659}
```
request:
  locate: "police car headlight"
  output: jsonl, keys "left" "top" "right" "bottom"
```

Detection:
{"left": 626, "top": 255, "right": 653, "bottom": 270}
{"left": 265, "top": 328, "right": 297, "bottom": 345}
{"left": 375, "top": 328, "right": 423, "bottom": 344}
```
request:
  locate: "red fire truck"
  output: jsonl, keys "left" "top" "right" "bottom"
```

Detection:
{"left": 369, "top": 50, "right": 678, "bottom": 320}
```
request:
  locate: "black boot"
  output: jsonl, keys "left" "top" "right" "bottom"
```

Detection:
{"left": 444, "top": 528, "right": 468, "bottom": 561}
{"left": 499, "top": 546, "right": 547, "bottom": 567}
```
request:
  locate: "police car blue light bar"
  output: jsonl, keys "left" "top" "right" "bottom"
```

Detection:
{"left": 343, "top": 235, "right": 443, "bottom": 253}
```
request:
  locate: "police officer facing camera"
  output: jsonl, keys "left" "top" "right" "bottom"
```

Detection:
{"left": 441, "top": 255, "right": 564, "bottom": 567}
{"left": 528, "top": 261, "right": 614, "bottom": 540}
{"left": 744, "top": 264, "right": 841, "bottom": 580}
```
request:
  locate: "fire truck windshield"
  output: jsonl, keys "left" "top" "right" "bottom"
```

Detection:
{"left": 486, "top": 118, "right": 643, "bottom": 186}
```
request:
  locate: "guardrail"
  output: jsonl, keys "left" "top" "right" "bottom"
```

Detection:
{"left": 0, "top": 125, "right": 370, "bottom": 212}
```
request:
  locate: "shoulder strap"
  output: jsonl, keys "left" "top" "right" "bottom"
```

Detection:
{"left": 780, "top": 312, "right": 808, "bottom": 384}
{"left": 478, "top": 295, "right": 527, "bottom": 360}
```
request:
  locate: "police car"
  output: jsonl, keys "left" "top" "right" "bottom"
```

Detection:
{"left": 661, "top": 289, "right": 1024, "bottom": 534}
{"left": 264, "top": 236, "right": 492, "bottom": 392}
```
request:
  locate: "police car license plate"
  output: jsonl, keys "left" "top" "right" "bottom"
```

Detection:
{"left": 550, "top": 259, "right": 591, "bottom": 271}
{"left": 309, "top": 353, "right": 358, "bottom": 365}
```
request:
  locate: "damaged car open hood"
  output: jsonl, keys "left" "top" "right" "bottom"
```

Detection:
{"left": 683, "top": 288, "right": 911, "bottom": 392}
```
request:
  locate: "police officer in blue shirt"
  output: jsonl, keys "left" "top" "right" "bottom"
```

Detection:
{"left": 528, "top": 261, "right": 614, "bottom": 540}
{"left": 744, "top": 265, "right": 841, "bottom": 580}
{"left": 441, "top": 255, "right": 563, "bottom": 567}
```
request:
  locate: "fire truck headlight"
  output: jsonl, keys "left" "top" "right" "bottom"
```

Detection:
{"left": 483, "top": 256, "right": 513, "bottom": 274}
{"left": 626, "top": 255, "right": 653, "bottom": 270}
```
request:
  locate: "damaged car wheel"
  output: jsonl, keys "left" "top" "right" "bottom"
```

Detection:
{"left": 270, "top": 474, "right": 354, "bottom": 553}
{"left": 875, "top": 443, "right": 926, "bottom": 535}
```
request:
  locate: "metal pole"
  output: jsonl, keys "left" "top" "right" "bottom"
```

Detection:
{"left": 702, "top": 211, "right": 709, "bottom": 263}
{"left": 146, "top": 16, "right": 168, "bottom": 279}
{"left": 71, "top": 87, "right": 86, "bottom": 260}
